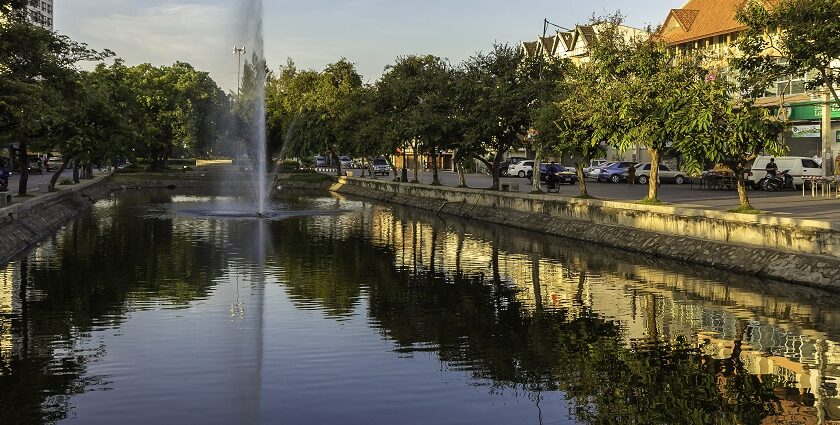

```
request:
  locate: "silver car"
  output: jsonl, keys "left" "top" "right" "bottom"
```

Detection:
{"left": 626, "top": 163, "right": 689, "bottom": 185}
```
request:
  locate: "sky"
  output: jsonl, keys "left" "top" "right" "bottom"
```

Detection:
{"left": 55, "top": 0, "right": 685, "bottom": 92}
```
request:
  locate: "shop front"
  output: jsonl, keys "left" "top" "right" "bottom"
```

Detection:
{"left": 781, "top": 100, "right": 840, "bottom": 163}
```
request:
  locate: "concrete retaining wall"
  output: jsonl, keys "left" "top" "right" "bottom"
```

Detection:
{"left": 0, "top": 177, "right": 116, "bottom": 265}
{"left": 328, "top": 177, "right": 840, "bottom": 288}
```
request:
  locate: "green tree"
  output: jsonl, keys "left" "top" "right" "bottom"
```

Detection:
{"left": 534, "top": 64, "right": 606, "bottom": 198}
{"left": 671, "top": 75, "right": 786, "bottom": 212}
{"left": 376, "top": 55, "right": 458, "bottom": 184}
{"left": 0, "top": 19, "right": 109, "bottom": 195}
{"left": 589, "top": 22, "right": 697, "bottom": 202}
{"left": 737, "top": 0, "right": 840, "bottom": 107}
{"left": 280, "top": 59, "right": 363, "bottom": 177}
{"left": 459, "top": 44, "right": 546, "bottom": 190}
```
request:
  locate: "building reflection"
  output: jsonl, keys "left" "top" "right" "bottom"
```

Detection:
{"left": 306, "top": 200, "right": 840, "bottom": 423}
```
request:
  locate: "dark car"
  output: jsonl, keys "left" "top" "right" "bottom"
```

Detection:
{"left": 528, "top": 164, "right": 578, "bottom": 184}
{"left": 597, "top": 161, "right": 637, "bottom": 183}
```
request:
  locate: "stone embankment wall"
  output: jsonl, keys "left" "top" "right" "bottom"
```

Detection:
{"left": 327, "top": 177, "right": 840, "bottom": 288}
{"left": 0, "top": 174, "right": 224, "bottom": 266}
{"left": 0, "top": 177, "right": 115, "bottom": 265}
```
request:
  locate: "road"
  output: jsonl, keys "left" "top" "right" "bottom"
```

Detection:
{"left": 5, "top": 169, "right": 93, "bottom": 194}
{"left": 331, "top": 168, "right": 840, "bottom": 223}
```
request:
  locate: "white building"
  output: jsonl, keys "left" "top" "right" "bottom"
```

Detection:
{"left": 25, "top": 0, "right": 53, "bottom": 30}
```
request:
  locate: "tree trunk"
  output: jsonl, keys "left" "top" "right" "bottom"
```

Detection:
{"left": 532, "top": 148, "right": 543, "bottom": 193}
{"left": 735, "top": 172, "right": 751, "bottom": 210}
{"left": 72, "top": 159, "right": 80, "bottom": 184}
{"left": 48, "top": 158, "right": 71, "bottom": 192}
{"left": 647, "top": 148, "right": 660, "bottom": 201}
{"left": 457, "top": 159, "right": 467, "bottom": 188}
{"left": 17, "top": 140, "right": 28, "bottom": 196}
{"left": 332, "top": 151, "right": 342, "bottom": 177}
{"left": 412, "top": 144, "right": 419, "bottom": 183}
{"left": 575, "top": 162, "right": 588, "bottom": 198}
{"left": 431, "top": 150, "right": 440, "bottom": 185}
{"left": 490, "top": 154, "right": 502, "bottom": 191}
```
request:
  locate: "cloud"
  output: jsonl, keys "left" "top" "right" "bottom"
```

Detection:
{"left": 71, "top": 3, "right": 240, "bottom": 90}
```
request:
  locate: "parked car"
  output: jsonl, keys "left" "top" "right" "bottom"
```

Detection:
{"left": 372, "top": 158, "right": 390, "bottom": 176}
{"left": 583, "top": 159, "right": 610, "bottom": 178}
{"left": 28, "top": 159, "right": 44, "bottom": 175}
{"left": 587, "top": 162, "right": 614, "bottom": 181}
{"left": 747, "top": 156, "right": 821, "bottom": 188}
{"left": 508, "top": 160, "right": 535, "bottom": 178}
{"left": 628, "top": 163, "right": 689, "bottom": 185}
{"left": 46, "top": 157, "right": 63, "bottom": 171}
{"left": 339, "top": 156, "right": 353, "bottom": 169}
{"left": 314, "top": 155, "right": 327, "bottom": 167}
{"left": 597, "top": 161, "right": 637, "bottom": 183}
{"left": 528, "top": 164, "right": 578, "bottom": 184}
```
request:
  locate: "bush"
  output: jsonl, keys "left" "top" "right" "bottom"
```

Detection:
{"left": 59, "top": 178, "right": 73, "bottom": 185}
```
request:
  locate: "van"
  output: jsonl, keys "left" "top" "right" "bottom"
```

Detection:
{"left": 747, "top": 156, "right": 822, "bottom": 188}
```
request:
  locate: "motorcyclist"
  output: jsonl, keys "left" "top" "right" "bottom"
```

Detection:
{"left": 546, "top": 161, "right": 560, "bottom": 188}
{"left": 765, "top": 158, "right": 778, "bottom": 177}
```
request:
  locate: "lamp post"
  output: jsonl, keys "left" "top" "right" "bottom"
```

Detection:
{"left": 233, "top": 46, "right": 247, "bottom": 98}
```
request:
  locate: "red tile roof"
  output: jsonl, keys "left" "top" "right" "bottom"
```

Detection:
{"left": 659, "top": 0, "right": 749, "bottom": 45}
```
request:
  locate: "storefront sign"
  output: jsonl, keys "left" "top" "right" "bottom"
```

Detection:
{"left": 788, "top": 102, "right": 840, "bottom": 121}
{"left": 791, "top": 124, "right": 821, "bottom": 138}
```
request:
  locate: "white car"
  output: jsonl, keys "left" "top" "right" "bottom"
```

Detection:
{"left": 507, "top": 160, "right": 535, "bottom": 178}
{"left": 583, "top": 159, "right": 610, "bottom": 178}
{"left": 371, "top": 158, "right": 390, "bottom": 176}
{"left": 339, "top": 156, "right": 353, "bottom": 169}
{"left": 587, "top": 162, "right": 615, "bottom": 180}
{"left": 747, "top": 156, "right": 822, "bottom": 188}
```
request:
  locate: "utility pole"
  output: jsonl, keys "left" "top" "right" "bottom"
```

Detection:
{"left": 532, "top": 19, "right": 572, "bottom": 192}
{"left": 233, "top": 46, "right": 247, "bottom": 98}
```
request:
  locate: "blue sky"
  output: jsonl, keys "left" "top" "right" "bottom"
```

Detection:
{"left": 55, "top": 0, "right": 684, "bottom": 91}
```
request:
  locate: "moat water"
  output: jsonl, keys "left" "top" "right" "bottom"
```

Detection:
{"left": 1, "top": 188, "right": 839, "bottom": 424}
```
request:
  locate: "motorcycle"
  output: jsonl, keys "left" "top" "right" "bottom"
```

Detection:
{"left": 527, "top": 170, "right": 561, "bottom": 193}
{"left": 758, "top": 169, "right": 794, "bottom": 192}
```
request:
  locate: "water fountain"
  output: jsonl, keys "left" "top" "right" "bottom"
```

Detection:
{"left": 239, "top": 0, "right": 268, "bottom": 217}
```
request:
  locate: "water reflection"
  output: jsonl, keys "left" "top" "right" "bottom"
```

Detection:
{"left": 0, "top": 189, "right": 838, "bottom": 424}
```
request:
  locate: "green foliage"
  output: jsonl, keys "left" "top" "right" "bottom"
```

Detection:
{"left": 587, "top": 19, "right": 701, "bottom": 201}
{"left": 671, "top": 75, "right": 786, "bottom": 209}
{"left": 268, "top": 58, "right": 364, "bottom": 175}
{"left": 375, "top": 55, "right": 460, "bottom": 183}
{"left": 736, "top": 0, "right": 840, "bottom": 104}
{"left": 459, "top": 44, "right": 555, "bottom": 189}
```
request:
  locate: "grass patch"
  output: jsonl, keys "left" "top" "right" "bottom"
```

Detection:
{"left": 59, "top": 178, "right": 73, "bottom": 186}
{"left": 728, "top": 206, "right": 764, "bottom": 215}
{"left": 637, "top": 197, "right": 667, "bottom": 206}
{"left": 283, "top": 173, "right": 333, "bottom": 183}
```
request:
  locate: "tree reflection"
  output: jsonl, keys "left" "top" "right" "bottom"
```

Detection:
{"left": 0, "top": 190, "right": 230, "bottom": 423}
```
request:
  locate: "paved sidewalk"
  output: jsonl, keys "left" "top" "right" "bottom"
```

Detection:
{"left": 332, "top": 168, "right": 840, "bottom": 224}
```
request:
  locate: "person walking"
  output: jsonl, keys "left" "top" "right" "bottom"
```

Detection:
{"left": 627, "top": 163, "right": 636, "bottom": 187}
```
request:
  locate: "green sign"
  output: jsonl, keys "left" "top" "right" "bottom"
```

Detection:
{"left": 788, "top": 101, "right": 840, "bottom": 121}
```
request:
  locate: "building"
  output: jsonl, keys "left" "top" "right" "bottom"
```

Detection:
{"left": 25, "top": 0, "right": 53, "bottom": 30}
{"left": 521, "top": 23, "right": 652, "bottom": 164}
{"left": 522, "top": 23, "right": 649, "bottom": 65}
{"left": 658, "top": 0, "right": 839, "bottom": 168}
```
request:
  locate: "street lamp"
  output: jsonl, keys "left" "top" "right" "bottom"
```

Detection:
{"left": 233, "top": 46, "right": 247, "bottom": 98}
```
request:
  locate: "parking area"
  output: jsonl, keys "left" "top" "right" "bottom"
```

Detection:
{"left": 327, "top": 168, "right": 840, "bottom": 223}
